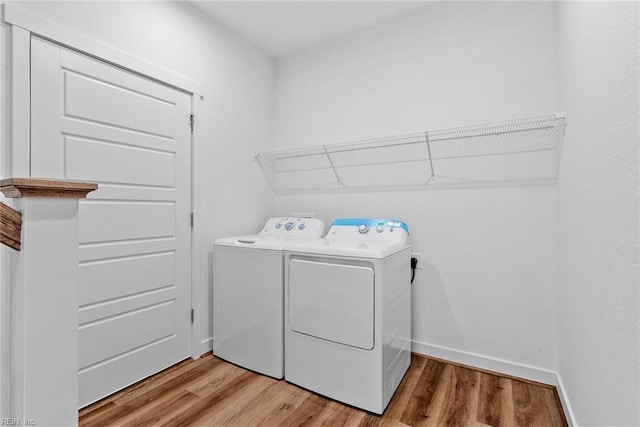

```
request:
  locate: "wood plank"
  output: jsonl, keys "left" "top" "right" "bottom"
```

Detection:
{"left": 184, "top": 358, "right": 248, "bottom": 398}
{"left": 80, "top": 357, "right": 218, "bottom": 426}
{"left": 476, "top": 372, "right": 514, "bottom": 427}
{"left": 438, "top": 365, "right": 481, "bottom": 427}
{"left": 108, "top": 359, "right": 239, "bottom": 427}
{"left": 79, "top": 353, "right": 568, "bottom": 427}
{"left": 384, "top": 354, "right": 428, "bottom": 422}
{"left": 417, "top": 363, "right": 457, "bottom": 427}
{"left": 272, "top": 391, "right": 329, "bottom": 426}
{"left": 399, "top": 358, "right": 447, "bottom": 426}
{"left": 198, "top": 374, "right": 300, "bottom": 426}
{"left": 376, "top": 420, "right": 412, "bottom": 427}
{"left": 109, "top": 355, "right": 208, "bottom": 406}
{"left": 513, "top": 380, "right": 566, "bottom": 427}
{"left": 215, "top": 378, "right": 306, "bottom": 426}
{"left": 160, "top": 371, "right": 261, "bottom": 426}
{"left": 547, "top": 388, "right": 570, "bottom": 427}
{"left": 423, "top": 353, "right": 556, "bottom": 390}
{"left": 305, "top": 399, "right": 374, "bottom": 427}
{"left": 78, "top": 401, "right": 119, "bottom": 427}
{"left": 253, "top": 382, "right": 311, "bottom": 426}
{"left": 118, "top": 391, "right": 201, "bottom": 427}
{"left": 110, "top": 359, "right": 233, "bottom": 427}
{"left": 180, "top": 373, "right": 278, "bottom": 426}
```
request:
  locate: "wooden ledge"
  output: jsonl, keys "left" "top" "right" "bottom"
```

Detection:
{"left": 0, "top": 178, "right": 98, "bottom": 199}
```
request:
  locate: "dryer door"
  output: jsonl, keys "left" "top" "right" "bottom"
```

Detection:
{"left": 288, "top": 258, "right": 374, "bottom": 350}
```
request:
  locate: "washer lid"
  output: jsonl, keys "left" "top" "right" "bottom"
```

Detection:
{"left": 214, "top": 234, "right": 288, "bottom": 250}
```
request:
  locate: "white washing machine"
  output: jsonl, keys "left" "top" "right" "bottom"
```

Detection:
{"left": 213, "top": 217, "right": 324, "bottom": 379}
{"left": 284, "top": 218, "right": 412, "bottom": 414}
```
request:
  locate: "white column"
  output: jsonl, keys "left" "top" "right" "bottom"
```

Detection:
{"left": 9, "top": 197, "right": 80, "bottom": 426}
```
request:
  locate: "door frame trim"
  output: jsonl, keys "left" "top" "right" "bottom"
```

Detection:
{"left": 4, "top": 3, "right": 204, "bottom": 362}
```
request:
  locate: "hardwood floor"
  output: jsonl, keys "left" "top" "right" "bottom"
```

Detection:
{"left": 79, "top": 353, "right": 567, "bottom": 427}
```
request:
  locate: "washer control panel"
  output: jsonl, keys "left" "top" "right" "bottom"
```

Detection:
{"left": 328, "top": 218, "right": 409, "bottom": 242}
{"left": 260, "top": 217, "right": 325, "bottom": 238}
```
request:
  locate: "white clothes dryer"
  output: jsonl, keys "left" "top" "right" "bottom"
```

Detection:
{"left": 284, "top": 218, "right": 411, "bottom": 414}
{"left": 213, "top": 217, "right": 324, "bottom": 379}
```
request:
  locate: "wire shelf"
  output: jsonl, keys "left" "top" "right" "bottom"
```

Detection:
{"left": 256, "top": 113, "right": 566, "bottom": 193}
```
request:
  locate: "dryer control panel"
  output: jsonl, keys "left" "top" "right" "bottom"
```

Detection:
{"left": 260, "top": 217, "right": 325, "bottom": 239}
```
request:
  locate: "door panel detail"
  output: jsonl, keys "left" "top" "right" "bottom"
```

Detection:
{"left": 30, "top": 36, "right": 192, "bottom": 407}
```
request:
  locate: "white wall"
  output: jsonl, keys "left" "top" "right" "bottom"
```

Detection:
{"left": 0, "top": 8, "right": 10, "bottom": 416}
{"left": 0, "top": 1, "right": 276, "bottom": 357}
{"left": 273, "top": 1, "right": 560, "bottom": 378}
{"left": 557, "top": 2, "right": 639, "bottom": 425}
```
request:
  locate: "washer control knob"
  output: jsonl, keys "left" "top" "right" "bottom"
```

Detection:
{"left": 275, "top": 223, "right": 282, "bottom": 229}
{"left": 285, "top": 221, "right": 294, "bottom": 231}
{"left": 358, "top": 224, "right": 369, "bottom": 234}
{"left": 298, "top": 223, "right": 306, "bottom": 230}
{"left": 376, "top": 225, "right": 384, "bottom": 233}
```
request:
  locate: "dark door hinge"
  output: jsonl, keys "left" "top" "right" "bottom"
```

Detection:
{"left": 189, "top": 114, "right": 195, "bottom": 133}
{"left": 190, "top": 212, "right": 194, "bottom": 228}
{"left": 191, "top": 308, "right": 195, "bottom": 324}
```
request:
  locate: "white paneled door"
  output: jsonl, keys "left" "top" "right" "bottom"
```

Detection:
{"left": 30, "top": 37, "right": 192, "bottom": 407}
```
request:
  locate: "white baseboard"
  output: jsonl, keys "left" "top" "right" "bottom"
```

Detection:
{"left": 412, "top": 340, "right": 557, "bottom": 385}
{"left": 412, "top": 340, "right": 576, "bottom": 426}
{"left": 553, "top": 372, "right": 578, "bottom": 427}
{"left": 200, "top": 337, "right": 213, "bottom": 356}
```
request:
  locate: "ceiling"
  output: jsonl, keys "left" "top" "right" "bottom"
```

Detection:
{"left": 189, "top": 1, "right": 432, "bottom": 58}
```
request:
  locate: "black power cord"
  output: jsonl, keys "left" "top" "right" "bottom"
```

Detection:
{"left": 410, "top": 257, "right": 418, "bottom": 284}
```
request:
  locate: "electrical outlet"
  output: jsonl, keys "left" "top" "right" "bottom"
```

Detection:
{"left": 410, "top": 253, "right": 424, "bottom": 269}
